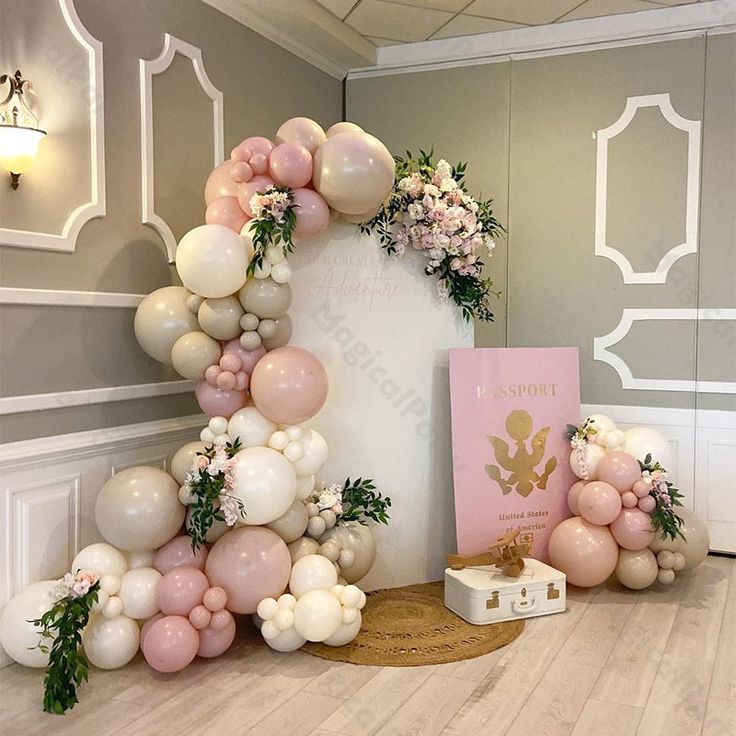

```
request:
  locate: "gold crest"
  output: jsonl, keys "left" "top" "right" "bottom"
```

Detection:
{"left": 485, "top": 409, "right": 557, "bottom": 497}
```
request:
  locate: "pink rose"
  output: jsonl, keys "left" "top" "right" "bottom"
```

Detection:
{"left": 196, "top": 456, "right": 209, "bottom": 470}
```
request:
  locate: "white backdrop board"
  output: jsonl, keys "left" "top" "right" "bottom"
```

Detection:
{"left": 289, "top": 223, "right": 474, "bottom": 590}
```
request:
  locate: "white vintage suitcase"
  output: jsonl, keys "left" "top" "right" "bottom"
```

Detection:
{"left": 444, "top": 558, "right": 566, "bottom": 625}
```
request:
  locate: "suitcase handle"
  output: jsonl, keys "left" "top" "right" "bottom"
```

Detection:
{"left": 512, "top": 597, "right": 537, "bottom": 614}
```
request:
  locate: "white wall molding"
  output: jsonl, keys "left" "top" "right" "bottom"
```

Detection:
{"left": 0, "top": 287, "right": 145, "bottom": 308}
{"left": 139, "top": 33, "right": 224, "bottom": 262}
{"left": 595, "top": 94, "right": 701, "bottom": 283}
{"left": 594, "top": 309, "right": 736, "bottom": 393}
{"left": 0, "top": 0, "right": 106, "bottom": 252}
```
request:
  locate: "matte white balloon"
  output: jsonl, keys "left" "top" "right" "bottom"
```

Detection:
{"left": 262, "top": 625, "right": 306, "bottom": 652}
{"left": 267, "top": 500, "right": 310, "bottom": 543}
{"left": 275, "top": 117, "right": 327, "bottom": 154}
{"left": 171, "top": 441, "right": 207, "bottom": 485}
{"left": 624, "top": 427, "right": 674, "bottom": 469}
{"left": 118, "top": 567, "right": 161, "bottom": 619}
{"left": 289, "top": 554, "right": 338, "bottom": 598}
{"left": 0, "top": 581, "right": 56, "bottom": 667}
{"left": 103, "top": 596, "right": 124, "bottom": 619}
{"left": 256, "top": 598, "right": 279, "bottom": 621}
{"left": 125, "top": 550, "right": 155, "bottom": 569}
{"left": 83, "top": 614, "right": 140, "bottom": 669}
{"left": 323, "top": 611, "right": 362, "bottom": 647}
{"left": 293, "top": 589, "right": 342, "bottom": 642}
{"left": 326, "top": 121, "right": 363, "bottom": 138}
{"left": 569, "top": 443, "right": 606, "bottom": 480}
{"left": 72, "top": 543, "right": 128, "bottom": 578}
{"left": 295, "top": 474, "right": 315, "bottom": 500}
{"left": 289, "top": 429, "right": 328, "bottom": 476}
{"left": 228, "top": 406, "right": 277, "bottom": 448}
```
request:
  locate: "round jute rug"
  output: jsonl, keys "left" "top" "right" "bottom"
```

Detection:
{"left": 303, "top": 581, "right": 524, "bottom": 666}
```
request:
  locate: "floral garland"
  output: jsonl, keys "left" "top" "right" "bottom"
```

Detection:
{"left": 30, "top": 571, "right": 100, "bottom": 714}
{"left": 247, "top": 186, "right": 297, "bottom": 277}
{"left": 183, "top": 438, "right": 245, "bottom": 550}
{"left": 638, "top": 454, "right": 685, "bottom": 541}
{"left": 312, "top": 476, "right": 391, "bottom": 525}
{"left": 361, "top": 150, "right": 504, "bottom": 322}
{"left": 566, "top": 417, "right": 597, "bottom": 479}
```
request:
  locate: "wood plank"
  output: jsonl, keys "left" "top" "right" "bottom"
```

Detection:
{"left": 434, "top": 641, "right": 512, "bottom": 683}
{"left": 250, "top": 691, "right": 343, "bottom": 736}
{"left": 701, "top": 695, "right": 736, "bottom": 736}
{"left": 710, "top": 558, "right": 736, "bottom": 701}
{"left": 304, "top": 661, "right": 382, "bottom": 699}
{"left": 570, "top": 698, "right": 642, "bottom": 736}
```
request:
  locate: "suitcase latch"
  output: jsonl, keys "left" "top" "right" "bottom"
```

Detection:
{"left": 486, "top": 591, "right": 500, "bottom": 609}
{"left": 547, "top": 583, "right": 560, "bottom": 600}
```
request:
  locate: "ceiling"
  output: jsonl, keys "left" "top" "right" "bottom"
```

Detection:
{"left": 316, "top": 0, "right": 710, "bottom": 46}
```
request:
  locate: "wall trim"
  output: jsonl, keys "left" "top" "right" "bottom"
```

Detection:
{"left": 0, "top": 0, "right": 106, "bottom": 252}
{"left": 0, "top": 287, "right": 145, "bottom": 308}
{"left": 139, "top": 33, "right": 224, "bottom": 263}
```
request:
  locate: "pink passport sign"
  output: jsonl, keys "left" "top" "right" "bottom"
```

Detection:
{"left": 448, "top": 347, "right": 580, "bottom": 562}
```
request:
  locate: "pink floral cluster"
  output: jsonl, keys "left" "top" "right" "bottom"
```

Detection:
{"left": 186, "top": 445, "right": 240, "bottom": 526}
{"left": 249, "top": 189, "right": 291, "bottom": 225}
{"left": 645, "top": 469, "right": 673, "bottom": 509}
{"left": 54, "top": 569, "right": 99, "bottom": 600}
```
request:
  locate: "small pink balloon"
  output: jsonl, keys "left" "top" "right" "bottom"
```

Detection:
{"left": 231, "top": 146, "right": 252, "bottom": 162}
{"left": 237, "top": 175, "right": 275, "bottom": 216}
{"left": 632, "top": 479, "right": 651, "bottom": 498}
{"left": 204, "top": 161, "right": 238, "bottom": 205}
{"left": 195, "top": 380, "right": 247, "bottom": 419}
{"left": 578, "top": 481, "right": 623, "bottom": 526}
{"left": 597, "top": 451, "right": 642, "bottom": 493}
{"left": 209, "top": 609, "right": 231, "bottom": 632}
{"left": 269, "top": 142, "right": 313, "bottom": 189}
{"left": 153, "top": 536, "right": 208, "bottom": 575}
{"left": 234, "top": 371, "right": 249, "bottom": 391}
{"left": 203, "top": 586, "right": 227, "bottom": 612}
{"left": 249, "top": 153, "right": 269, "bottom": 175}
{"left": 638, "top": 495, "right": 656, "bottom": 513}
{"left": 219, "top": 353, "right": 241, "bottom": 373}
{"left": 198, "top": 612, "right": 236, "bottom": 658}
{"left": 188, "top": 605, "right": 212, "bottom": 630}
{"left": 231, "top": 161, "right": 253, "bottom": 183}
{"left": 140, "top": 612, "right": 164, "bottom": 648}
{"left": 223, "top": 339, "right": 266, "bottom": 375}
{"left": 567, "top": 480, "right": 586, "bottom": 515}
{"left": 142, "top": 615, "right": 199, "bottom": 673}
{"left": 204, "top": 364, "right": 222, "bottom": 386}
{"left": 237, "top": 136, "right": 274, "bottom": 158}
{"left": 205, "top": 196, "right": 248, "bottom": 233}
{"left": 292, "top": 188, "right": 330, "bottom": 241}
{"left": 548, "top": 517, "right": 619, "bottom": 587}
{"left": 621, "top": 491, "right": 638, "bottom": 508}
{"left": 216, "top": 370, "right": 236, "bottom": 391}
{"left": 610, "top": 508, "right": 655, "bottom": 551}
{"left": 156, "top": 565, "right": 210, "bottom": 616}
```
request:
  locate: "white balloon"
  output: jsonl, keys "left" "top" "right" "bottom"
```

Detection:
{"left": 326, "top": 121, "right": 363, "bottom": 138}
{"left": 289, "top": 554, "right": 338, "bottom": 598}
{"left": 261, "top": 619, "right": 280, "bottom": 640}
{"left": 569, "top": 443, "right": 606, "bottom": 480}
{"left": 295, "top": 474, "right": 315, "bottom": 500}
{"left": 274, "top": 608, "right": 295, "bottom": 631}
{"left": 289, "top": 429, "right": 328, "bottom": 476}
{"left": 103, "top": 596, "right": 124, "bottom": 619}
{"left": 262, "top": 625, "right": 306, "bottom": 652}
{"left": 342, "top": 606, "right": 358, "bottom": 625}
{"left": 72, "top": 543, "right": 128, "bottom": 578}
{"left": 83, "top": 614, "right": 140, "bottom": 669}
{"left": 587, "top": 414, "right": 616, "bottom": 441}
{"left": 0, "top": 581, "right": 56, "bottom": 667}
{"left": 125, "top": 550, "right": 155, "bottom": 569}
{"left": 277, "top": 593, "right": 297, "bottom": 610}
{"left": 118, "top": 567, "right": 161, "bottom": 619}
{"left": 172, "top": 441, "right": 205, "bottom": 485}
{"left": 100, "top": 574, "right": 121, "bottom": 595}
{"left": 267, "top": 500, "right": 309, "bottom": 543}
{"left": 228, "top": 406, "right": 277, "bottom": 448}
{"left": 322, "top": 611, "right": 362, "bottom": 647}
{"left": 256, "top": 597, "right": 279, "bottom": 621}
{"left": 293, "top": 590, "right": 342, "bottom": 642}
{"left": 624, "top": 427, "right": 674, "bottom": 469}
{"left": 231, "top": 447, "right": 297, "bottom": 525}
{"left": 340, "top": 585, "right": 362, "bottom": 609}
{"left": 209, "top": 416, "right": 229, "bottom": 436}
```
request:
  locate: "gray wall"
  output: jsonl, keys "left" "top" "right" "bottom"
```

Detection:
{"left": 0, "top": 0, "right": 342, "bottom": 442}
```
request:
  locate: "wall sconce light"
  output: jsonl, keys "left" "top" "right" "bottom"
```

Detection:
{"left": 0, "top": 70, "right": 47, "bottom": 189}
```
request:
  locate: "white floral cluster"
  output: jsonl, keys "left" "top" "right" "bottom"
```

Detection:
{"left": 249, "top": 188, "right": 291, "bottom": 224}
{"left": 53, "top": 569, "right": 98, "bottom": 601}
{"left": 182, "top": 440, "right": 239, "bottom": 526}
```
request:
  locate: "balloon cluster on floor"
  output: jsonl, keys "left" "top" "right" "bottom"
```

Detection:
{"left": 549, "top": 415, "right": 710, "bottom": 589}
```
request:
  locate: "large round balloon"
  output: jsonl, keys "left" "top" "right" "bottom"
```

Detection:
{"left": 205, "top": 196, "right": 248, "bottom": 233}
{"left": 320, "top": 522, "right": 376, "bottom": 584}
{"left": 569, "top": 443, "right": 606, "bottom": 480}
{"left": 72, "top": 542, "right": 128, "bottom": 578}
{"left": 176, "top": 224, "right": 250, "bottom": 298}
{"left": 615, "top": 548, "right": 659, "bottom": 590}
{"left": 118, "top": 567, "right": 161, "bottom": 619}
{"left": 275, "top": 117, "right": 326, "bottom": 154}
{"left": 227, "top": 405, "right": 277, "bottom": 448}
{"left": 198, "top": 296, "right": 244, "bottom": 341}
{"left": 230, "top": 446, "right": 297, "bottom": 525}
{"left": 313, "top": 131, "right": 395, "bottom": 215}
{"left": 238, "top": 277, "right": 292, "bottom": 319}
{"left": 624, "top": 426, "right": 673, "bottom": 469}
{"left": 134, "top": 286, "right": 200, "bottom": 364}
{"left": 267, "top": 500, "right": 310, "bottom": 544}
{"left": 577, "top": 481, "right": 622, "bottom": 526}
{"left": 197, "top": 613, "right": 236, "bottom": 658}
{"left": 289, "top": 554, "right": 338, "bottom": 598}
{"left": 323, "top": 611, "right": 362, "bottom": 647}
{"left": 610, "top": 508, "right": 655, "bottom": 551}
{"left": 195, "top": 380, "right": 247, "bottom": 419}
{"left": 269, "top": 142, "right": 313, "bottom": 189}
{"left": 83, "top": 614, "right": 140, "bottom": 669}
{"left": 0, "top": 581, "right": 57, "bottom": 667}
{"left": 596, "top": 451, "right": 641, "bottom": 494}
{"left": 250, "top": 346, "right": 328, "bottom": 425}
{"left": 157, "top": 566, "right": 209, "bottom": 616}
{"left": 548, "top": 516, "right": 619, "bottom": 587}
{"left": 651, "top": 507, "right": 709, "bottom": 570}
{"left": 293, "top": 589, "right": 342, "bottom": 642}
{"left": 153, "top": 535, "right": 208, "bottom": 575}
{"left": 171, "top": 331, "right": 221, "bottom": 380}
{"left": 205, "top": 527, "right": 291, "bottom": 614}
{"left": 94, "top": 466, "right": 184, "bottom": 552}
{"left": 204, "top": 160, "right": 238, "bottom": 205}
{"left": 291, "top": 188, "right": 330, "bottom": 241}
{"left": 141, "top": 615, "right": 199, "bottom": 673}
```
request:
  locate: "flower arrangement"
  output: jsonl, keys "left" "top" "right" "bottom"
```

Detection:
{"left": 183, "top": 438, "right": 245, "bottom": 550}
{"left": 30, "top": 571, "right": 100, "bottom": 714}
{"left": 247, "top": 187, "right": 298, "bottom": 276}
{"left": 362, "top": 150, "right": 504, "bottom": 322}
{"left": 639, "top": 453, "right": 685, "bottom": 541}
{"left": 312, "top": 476, "right": 391, "bottom": 525}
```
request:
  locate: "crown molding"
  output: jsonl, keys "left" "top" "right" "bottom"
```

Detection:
{"left": 202, "top": 0, "right": 376, "bottom": 79}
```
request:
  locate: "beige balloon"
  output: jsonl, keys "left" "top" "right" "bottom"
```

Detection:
{"left": 267, "top": 499, "right": 309, "bottom": 543}
{"left": 198, "top": 296, "right": 245, "bottom": 340}
{"left": 313, "top": 131, "right": 395, "bottom": 215}
{"left": 134, "top": 286, "right": 200, "bottom": 364}
{"left": 171, "top": 331, "right": 221, "bottom": 380}
{"left": 326, "top": 121, "right": 363, "bottom": 138}
{"left": 171, "top": 441, "right": 207, "bottom": 485}
{"left": 288, "top": 536, "right": 320, "bottom": 563}
{"left": 320, "top": 522, "right": 376, "bottom": 584}
{"left": 261, "top": 314, "right": 293, "bottom": 351}
{"left": 341, "top": 205, "right": 382, "bottom": 225}
{"left": 615, "top": 548, "right": 658, "bottom": 590}
{"left": 673, "top": 507, "right": 710, "bottom": 570}
{"left": 275, "top": 117, "right": 326, "bottom": 154}
{"left": 238, "top": 277, "right": 292, "bottom": 319}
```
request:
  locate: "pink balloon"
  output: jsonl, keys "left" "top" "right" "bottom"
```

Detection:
{"left": 195, "top": 380, "right": 247, "bottom": 418}
{"left": 140, "top": 612, "right": 164, "bottom": 648}
{"left": 153, "top": 536, "right": 208, "bottom": 575}
{"left": 292, "top": 188, "right": 330, "bottom": 241}
{"left": 203, "top": 586, "right": 227, "bottom": 612}
{"left": 204, "top": 364, "right": 221, "bottom": 386}
{"left": 621, "top": 491, "right": 638, "bottom": 508}
{"left": 234, "top": 371, "right": 249, "bottom": 391}
{"left": 610, "top": 508, "right": 655, "bottom": 550}
{"left": 216, "top": 371, "right": 236, "bottom": 391}
{"left": 204, "top": 161, "right": 238, "bottom": 206}
{"left": 188, "top": 605, "right": 212, "bottom": 630}
{"left": 548, "top": 516, "right": 619, "bottom": 587}
{"left": 205, "top": 196, "right": 248, "bottom": 233}
{"left": 197, "top": 612, "right": 236, "bottom": 658}
{"left": 597, "top": 451, "right": 641, "bottom": 493}
{"left": 638, "top": 495, "right": 656, "bottom": 513}
{"left": 142, "top": 615, "right": 200, "bottom": 673}
{"left": 269, "top": 143, "right": 313, "bottom": 189}
{"left": 219, "top": 353, "right": 241, "bottom": 373}
{"left": 237, "top": 175, "right": 275, "bottom": 216}
{"left": 249, "top": 153, "right": 269, "bottom": 175}
{"left": 231, "top": 161, "right": 253, "bottom": 183}
{"left": 156, "top": 565, "right": 210, "bottom": 616}
{"left": 204, "top": 527, "right": 291, "bottom": 614}
{"left": 236, "top": 136, "right": 274, "bottom": 158}
{"left": 632, "top": 480, "right": 651, "bottom": 498}
{"left": 578, "top": 481, "right": 622, "bottom": 526}
{"left": 222, "top": 339, "right": 266, "bottom": 375}
{"left": 567, "top": 480, "right": 586, "bottom": 515}
{"left": 231, "top": 146, "right": 252, "bottom": 162}
{"left": 209, "top": 609, "right": 231, "bottom": 632}
{"left": 250, "top": 346, "right": 329, "bottom": 425}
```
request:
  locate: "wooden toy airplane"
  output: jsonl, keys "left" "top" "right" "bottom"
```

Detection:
{"left": 447, "top": 528, "right": 531, "bottom": 578}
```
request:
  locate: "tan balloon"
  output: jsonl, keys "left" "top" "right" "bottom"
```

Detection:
{"left": 313, "top": 131, "right": 395, "bottom": 215}
{"left": 341, "top": 205, "right": 382, "bottom": 225}
{"left": 171, "top": 441, "right": 207, "bottom": 485}
{"left": 198, "top": 296, "right": 245, "bottom": 340}
{"left": 320, "top": 522, "right": 376, "bottom": 584}
{"left": 673, "top": 507, "right": 710, "bottom": 570}
{"left": 134, "top": 286, "right": 200, "bottom": 364}
{"left": 326, "top": 121, "right": 363, "bottom": 138}
{"left": 261, "top": 314, "right": 293, "bottom": 351}
{"left": 287, "top": 536, "right": 320, "bottom": 563}
{"left": 267, "top": 499, "right": 309, "bottom": 543}
{"left": 238, "top": 277, "right": 292, "bottom": 319}
{"left": 171, "top": 331, "right": 221, "bottom": 380}
{"left": 615, "top": 548, "right": 659, "bottom": 590}
{"left": 275, "top": 117, "right": 326, "bottom": 154}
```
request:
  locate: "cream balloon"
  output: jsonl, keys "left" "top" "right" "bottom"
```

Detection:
{"left": 118, "top": 567, "right": 161, "bottom": 619}
{"left": 83, "top": 614, "right": 140, "bottom": 669}
{"left": 134, "top": 286, "right": 200, "bottom": 364}
{"left": 326, "top": 121, "right": 363, "bottom": 137}
{"left": 230, "top": 447, "right": 297, "bottom": 525}
{"left": 293, "top": 589, "right": 342, "bottom": 642}
{"left": 198, "top": 296, "right": 245, "bottom": 341}
{"left": 320, "top": 522, "right": 376, "bottom": 584}
{"left": 623, "top": 427, "right": 674, "bottom": 469}
{"left": 615, "top": 548, "right": 659, "bottom": 590}
{"left": 267, "top": 500, "right": 309, "bottom": 543}
{"left": 275, "top": 117, "right": 326, "bottom": 154}
{"left": 262, "top": 625, "right": 306, "bottom": 652}
{"left": 287, "top": 536, "right": 320, "bottom": 563}
{"left": 171, "top": 441, "right": 207, "bottom": 485}
{"left": 0, "top": 581, "right": 56, "bottom": 667}
{"left": 95, "top": 467, "right": 185, "bottom": 551}
{"left": 171, "top": 331, "right": 221, "bottom": 380}
{"left": 238, "top": 277, "right": 292, "bottom": 319}
{"left": 569, "top": 443, "right": 606, "bottom": 480}
{"left": 289, "top": 554, "right": 338, "bottom": 598}
{"left": 295, "top": 474, "right": 315, "bottom": 500}
{"left": 228, "top": 406, "right": 277, "bottom": 448}
{"left": 176, "top": 224, "right": 250, "bottom": 298}
{"left": 126, "top": 550, "right": 155, "bottom": 569}
{"left": 322, "top": 610, "right": 362, "bottom": 646}
{"left": 672, "top": 507, "right": 710, "bottom": 570}
{"left": 289, "top": 429, "right": 328, "bottom": 476}
{"left": 72, "top": 543, "right": 128, "bottom": 578}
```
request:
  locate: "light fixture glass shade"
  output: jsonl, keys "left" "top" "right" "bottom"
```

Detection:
{"left": 0, "top": 125, "right": 46, "bottom": 174}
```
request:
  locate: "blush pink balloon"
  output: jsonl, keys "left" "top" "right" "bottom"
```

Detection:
{"left": 621, "top": 491, "right": 638, "bottom": 508}
{"left": 209, "top": 609, "right": 231, "bottom": 632}
{"left": 188, "top": 605, "right": 212, "bottom": 630}
{"left": 204, "top": 161, "right": 238, "bottom": 205}
{"left": 638, "top": 495, "right": 656, "bottom": 513}
{"left": 249, "top": 153, "right": 269, "bottom": 175}
{"left": 632, "top": 480, "right": 651, "bottom": 498}
{"left": 234, "top": 371, "right": 249, "bottom": 391}
{"left": 610, "top": 508, "right": 655, "bottom": 550}
{"left": 231, "top": 146, "right": 252, "bottom": 162}
{"left": 219, "top": 353, "right": 241, "bottom": 373}
{"left": 237, "top": 175, "right": 275, "bottom": 216}
{"left": 195, "top": 380, "right": 247, "bottom": 418}
{"left": 548, "top": 516, "right": 619, "bottom": 587}
{"left": 269, "top": 143, "right": 313, "bottom": 189}
{"left": 596, "top": 451, "right": 641, "bottom": 493}
{"left": 153, "top": 536, "right": 208, "bottom": 575}
{"left": 216, "top": 371, "right": 236, "bottom": 391}
{"left": 197, "top": 612, "right": 236, "bottom": 658}
{"left": 223, "top": 339, "right": 266, "bottom": 375}
{"left": 237, "top": 136, "right": 274, "bottom": 158}
{"left": 140, "top": 612, "right": 164, "bottom": 648}
{"left": 204, "top": 527, "right": 291, "bottom": 614}
{"left": 142, "top": 615, "right": 199, "bottom": 673}
{"left": 205, "top": 364, "right": 221, "bottom": 386}
{"left": 578, "top": 481, "right": 622, "bottom": 526}
{"left": 205, "top": 196, "right": 248, "bottom": 233}
{"left": 292, "top": 188, "right": 330, "bottom": 241}
{"left": 567, "top": 480, "right": 586, "bottom": 515}
{"left": 156, "top": 565, "right": 210, "bottom": 616}
{"left": 203, "top": 586, "right": 227, "bottom": 612}
{"left": 249, "top": 346, "right": 329, "bottom": 425}
{"left": 231, "top": 161, "right": 253, "bottom": 183}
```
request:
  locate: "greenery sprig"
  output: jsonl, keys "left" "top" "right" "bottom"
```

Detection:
{"left": 339, "top": 476, "right": 391, "bottom": 525}
{"left": 566, "top": 417, "right": 597, "bottom": 444}
{"left": 247, "top": 186, "right": 298, "bottom": 276}
{"left": 639, "top": 453, "right": 685, "bottom": 542}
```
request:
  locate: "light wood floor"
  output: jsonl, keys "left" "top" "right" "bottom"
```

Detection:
{"left": 2, "top": 554, "right": 734, "bottom": 736}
